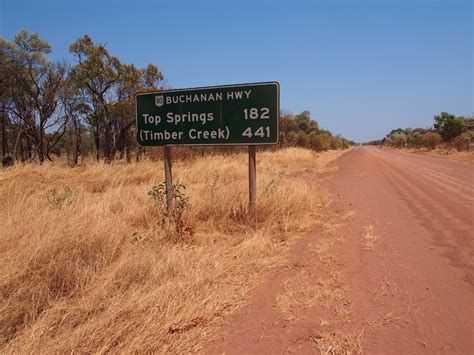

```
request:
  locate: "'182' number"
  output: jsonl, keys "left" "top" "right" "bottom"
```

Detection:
{"left": 244, "top": 107, "right": 270, "bottom": 120}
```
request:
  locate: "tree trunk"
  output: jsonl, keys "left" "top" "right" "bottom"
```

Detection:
{"left": 100, "top": 101, "right": 114, "bottom": 163}
{"left": 125, "top": 132, "right": 131, "bottom": 163}
{"left": 103, "top": 121, "right": 113, "bottom": 163}
{"left": 117, "top": 131, "right": 125, "bottom": 160}
{"left": 94, "top": 119, "right": 100, "bottom": 161}
{"left": 115, "top": 126, "right": 130, "bottom": 162}
{"left": 1, "top": 114, "right": 9, "bottom": 158}
{"left": 74, "top": 124, "right": 81, "bottom": 166}
{"left": 25, "top": 134, "right": 33, "bottom": 160}
{"left": 38, "top": 127, "right": 45, "bottom": 163}
{"left": 19, "top": 134, "right": 24, "bottom": 161}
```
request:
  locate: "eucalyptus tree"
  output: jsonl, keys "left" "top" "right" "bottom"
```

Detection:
{"left": 111, "top": 63, "right": 163, "bottom": 161}
{"left": 61, "top": 78, "right": 92, "bottom": 164}
{"left": 434, "top": 112, "right": 465, "bottom": 142}
{"left": 69, "top": 35, "right": 163, "bottom": 162}
{"left": 69, "top": 35, "right": 122, "bottom": 161}
{"left": 294, "top": 111, "right": 319, "bottom": 134}
{"left": 1, "top": 30, "right": 68, "bottom": 163}
{"left": 0, "top": 38, "right": 17, "bottom": 159}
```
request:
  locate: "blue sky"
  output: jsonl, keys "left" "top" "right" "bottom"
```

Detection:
{"left": 1, "top": 0, "right": 472, "bottom": 142}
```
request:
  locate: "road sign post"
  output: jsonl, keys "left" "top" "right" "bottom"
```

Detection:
{"left": 164, "top": 146, "right": 173, "bottom": 215}
{"left": 135, "top": 82, "right": 280, "bottom": 209}
{"left": 248, "top": 145, "right": 257, "bottom": 212}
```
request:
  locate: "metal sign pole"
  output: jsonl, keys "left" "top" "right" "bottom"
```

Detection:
{"left": 248, "top": 145, "right": 256, "bottom": 211}
{"left": 164, "top": 146, "right": 173, "bottom": 215}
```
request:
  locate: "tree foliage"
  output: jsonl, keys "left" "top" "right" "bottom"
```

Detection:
{"left": 68, "top": 35, "right": 163, "bottom": 162}
{"left": 279, "top": 110, "right": 353, "bottom": 151}
{"left": 1, "top": 30, "right": 163, "bottom": 165}
{"left": 380, "top": 112, "right": 472, "bottom": 151}
{"left": 1, "top": 30, "right": 67, "bottom": 163}
{"left": 434, "top": 112, "right": 465, "bottom": 142}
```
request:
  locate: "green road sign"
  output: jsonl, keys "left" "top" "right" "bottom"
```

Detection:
{"left": 135, "top": 82, "right": 279, "bottom": 146}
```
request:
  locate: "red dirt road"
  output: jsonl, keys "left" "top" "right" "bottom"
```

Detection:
{"left": 204, "top": 147, "right": 473, "bottom": 354}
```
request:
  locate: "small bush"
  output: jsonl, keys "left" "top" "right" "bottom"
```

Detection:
{"left": 308, "top": 133, "right": 332, "bottom": 151}
{"left": 392, "top": 133, "right": 408, "bottom": 148}
{"left": 422, "top": 132, "right": 442, "bottom": 150}
{"left": 411, "top": 132, "right": 423, "bottom": 149}
{"left": 148, "top": 182, "right": 194, "bottom": 242}
{"left": 453, "top": 131, "right": 472, "bottom": 151}
{"left": 44, "top": 187, "right": 77, "bottom": 208}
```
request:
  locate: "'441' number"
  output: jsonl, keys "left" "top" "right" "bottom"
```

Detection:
{"left": 242, "top": 126, "right": 271, "bottom": 138}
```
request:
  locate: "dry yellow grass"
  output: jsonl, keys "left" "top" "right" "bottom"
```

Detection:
{"left": 276, "top": 270, "right": 346, "bottom": 319}
{"left": 362, "top": 224, "right": 379, "bottom": 250}
{"left": 311, "top": 330, "right": 363, "bottom": 354}
{"left": 0, "top": 147, "right": 337, "bottom": 353}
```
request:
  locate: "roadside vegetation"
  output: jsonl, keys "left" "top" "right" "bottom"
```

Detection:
{"left": 367, "top": 112, "right": 473, "bottom": 152}
{"left": 0, "top": 29, "right": 353, "bottom": 353}
{"left": 1, "top": 30, "right": 352, "bottom": 167}
{"left": 0, "top": 147, "right": 344, "bottom": 353}
{"left": 279, "top": 110, "right": 354, "bottom": 151}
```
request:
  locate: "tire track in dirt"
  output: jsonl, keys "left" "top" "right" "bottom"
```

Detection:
{"left": 371, "top": 148, "right": 473, "bottom": 177}
{"left": 415, "top": 168, "right": 474, "bottom": 196}
{"left": 368, "top": 149, "right": 473, "bottom": 238}
{"left": 374, "top": 156, "right": 471, "bottom": 235}
{"left": 372, "top": 157, "right": 474, "bottom": 285}
{"left": 369, "top": 149, "right": 474, "bottom": 197}
{"left": 370, "top": 151, "right": 473, "bottom": 231}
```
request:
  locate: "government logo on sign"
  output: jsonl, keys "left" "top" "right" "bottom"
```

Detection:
{"left": 155, "top": 95, "right": 164, "bottom": 107}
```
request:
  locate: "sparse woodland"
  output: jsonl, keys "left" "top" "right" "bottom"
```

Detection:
{"left": 1, "top": 29, "right": 163, "bottom": 165}
{"left": 1, "top": 30, "right": 352, "bottom": 167}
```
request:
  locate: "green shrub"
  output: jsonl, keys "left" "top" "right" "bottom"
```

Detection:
{"left": 411, "top": 132, "right": 423, "bottom": 149}
{"left": 392, "top": 133, "right": 408, "bottom": 147}
{"left": 148, "top": 182, "right": 194, "bottom": 242}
